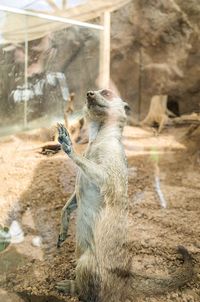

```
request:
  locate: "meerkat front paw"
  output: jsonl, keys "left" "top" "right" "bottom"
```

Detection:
{"left": 57, "top": 123, "right": 73, "bottom": 155}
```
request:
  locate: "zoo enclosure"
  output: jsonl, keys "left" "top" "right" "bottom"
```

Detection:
{"left": 0, "top": 0, "right": 130, "bottom": 136}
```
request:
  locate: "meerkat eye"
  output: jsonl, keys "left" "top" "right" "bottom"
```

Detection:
{"left": 101, "top": 89, "right": 111, "bottom": 97}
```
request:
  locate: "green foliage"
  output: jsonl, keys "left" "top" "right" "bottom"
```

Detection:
{"left": 0, "top": 225, "right": 10, "bottom": 253}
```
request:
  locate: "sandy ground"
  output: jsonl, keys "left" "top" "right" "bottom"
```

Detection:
{"left": 0, "top": 125, "right": 199, "bottom": 302}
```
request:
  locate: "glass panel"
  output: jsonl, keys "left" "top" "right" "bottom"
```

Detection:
{"left": 0, "top": 11, "right": 100, "bottom": 136}
{"left": 1, "top": 3, "right": 199, "bottom": 302}
{"left": 0, "top": 11, "right": 101, "bottom": 300}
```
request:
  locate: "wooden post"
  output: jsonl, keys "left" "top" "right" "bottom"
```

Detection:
{"left": 24, "top": 16, "right": 28, "bottom": 128}
{"left": 62, "top": 0, "right": 67, "bottom": 9}
{"left": 138, "top": 46, "right": 143, "bottom": 121}
{"left": 46, "top": 0, "right": 59, "bottom": 12}
{"left": 99, "top": 11, "right": 110, "bottom": 89}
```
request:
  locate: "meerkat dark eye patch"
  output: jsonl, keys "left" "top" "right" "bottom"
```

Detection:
{"left": 100, "top": 89, "right": 117, "bottom": 101}
{"left": 124, "top": 104, "right": 131, "bottom": 115}
{"left": 101, "top": 89, "right": 111, "bottom": 97}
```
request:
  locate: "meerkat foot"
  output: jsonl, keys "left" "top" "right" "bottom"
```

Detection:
{"left": 57, "top": 123, "right": 73, "bottom": 155}
{"left": 56, "top": 279, "right": 77, "bottom": 295}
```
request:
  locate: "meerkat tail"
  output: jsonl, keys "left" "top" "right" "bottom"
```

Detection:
{"left": 130, "top": 246, "right": 194, "bottom": 295}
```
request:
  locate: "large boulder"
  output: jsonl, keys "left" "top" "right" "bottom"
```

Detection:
{"left": 111, "top": 0, "right": 200, "bottom": 118}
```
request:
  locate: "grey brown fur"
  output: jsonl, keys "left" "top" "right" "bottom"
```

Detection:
{"left": 56, "top": 89, "right": 193, "bottom": 302}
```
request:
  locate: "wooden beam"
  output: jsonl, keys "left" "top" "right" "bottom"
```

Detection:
{"left": 28, "top": 9, "right": 53, "bottom": 15}
{"left": 98, "top": 11, "right": 111, "bottom": 89}
{"left": 24, "top": 21, "right": 28, "bottom": 128}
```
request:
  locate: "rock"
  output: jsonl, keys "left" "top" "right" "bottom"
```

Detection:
{"left": 32, "top": 236, "right": 42, "bottom": 247}
{"left": 9, "top": 220, "right": 24, "bottom": 244}
{"left": 111, "top": 0, "right": 200, "bottom": 119}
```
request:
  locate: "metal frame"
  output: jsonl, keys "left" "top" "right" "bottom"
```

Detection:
{"left": 0, "top": 5, "right": 104, "bottom": 30}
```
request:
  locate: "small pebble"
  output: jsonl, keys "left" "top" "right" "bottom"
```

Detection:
{"left": 32, "top": 236, "right": 42, "bottom": 247}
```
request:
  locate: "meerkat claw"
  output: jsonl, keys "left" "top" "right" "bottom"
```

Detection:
{"left": 57, "top": 233, "right": 67, "bottom": 248}
{"left": 55, "top": 280, "right": 70, "bottom": 292}
{"left": 56, "top": 279, "right": 76, "bottom": 294}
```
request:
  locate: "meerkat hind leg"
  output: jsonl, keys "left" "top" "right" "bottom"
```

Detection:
{"left": 57, "top": 193, "right": 77, "bottom": 248}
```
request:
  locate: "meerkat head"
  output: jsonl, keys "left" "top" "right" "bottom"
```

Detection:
{"left": 85, "top": 89, "right": 130, "bottom": 126}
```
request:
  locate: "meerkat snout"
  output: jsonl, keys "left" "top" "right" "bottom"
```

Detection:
{"left": 87, "top": 91, "right": 95, "bottom": 100}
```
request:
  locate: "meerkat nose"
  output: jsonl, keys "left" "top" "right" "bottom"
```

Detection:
{"left": 87, "top": 91, "right": 95, "bottom": 98}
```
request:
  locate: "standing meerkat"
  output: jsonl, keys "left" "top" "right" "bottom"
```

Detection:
{"left": 56, "top": 90, "right": 193, "bottom": 302}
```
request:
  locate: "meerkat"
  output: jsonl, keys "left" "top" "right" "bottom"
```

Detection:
{"left": 56, "top": 90, "right": 193, "bottom": 302}
{"left": 141, "top": 95, "right": 176, "bottom": 133}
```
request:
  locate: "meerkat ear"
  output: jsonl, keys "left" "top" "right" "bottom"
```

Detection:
{"left": 124, "top": 102, "right": 131, "bottom": 115}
